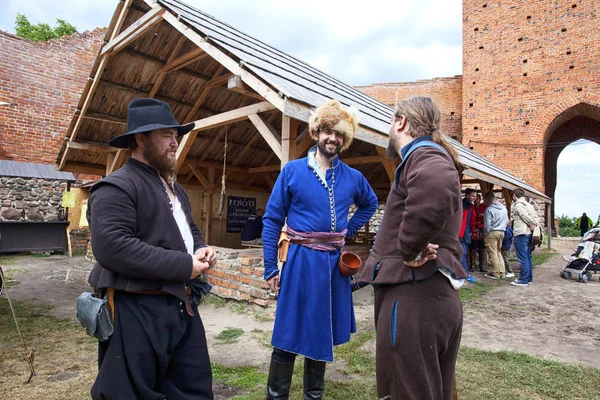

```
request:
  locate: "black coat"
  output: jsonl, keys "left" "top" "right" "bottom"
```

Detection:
{"left": 87, "top": 158, "right": 205, "bottom": 301}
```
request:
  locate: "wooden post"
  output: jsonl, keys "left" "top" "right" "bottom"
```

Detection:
{"left": 203, "top": 168, "right": 215, "bottom": 244}
{"left": 502, "top": 188, "right": 513, "bottom": 215}
{"left": 281, "top": 116, "right": 297, "bottom": 167}
{"left": 546, "top": 202, "right": 552, "bottom": 249}
{"left": 66, "top": 182, "right": 72, "bottom": 257}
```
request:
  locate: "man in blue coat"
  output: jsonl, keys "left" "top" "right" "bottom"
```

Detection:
{"left": 262, "top": 100, "right": 378, "bottom": 399}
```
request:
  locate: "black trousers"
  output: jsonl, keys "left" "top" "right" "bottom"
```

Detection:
{"left": 373, "top": 272, "right": 463, "bottom": 400}
{"left": 92, "top": 292, "right": 213, "bottom": 400}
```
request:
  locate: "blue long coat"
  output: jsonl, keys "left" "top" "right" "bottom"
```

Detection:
{"left": 262, "top": 152, "right": 378, "bottom": 361}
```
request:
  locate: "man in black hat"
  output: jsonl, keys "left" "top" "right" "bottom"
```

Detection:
{"left": 87, "top": 98, "right": 216, "bottom": 399}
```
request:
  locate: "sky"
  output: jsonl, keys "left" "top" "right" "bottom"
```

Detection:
{"left": 1, "top": 0, "right": 598, "bottom": 217}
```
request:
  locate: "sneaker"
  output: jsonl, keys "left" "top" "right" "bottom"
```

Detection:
{"left": 511, "top": 280, "right": 528, "bottom": 287}
{"left": 506, "top": 272, "right": 515, "bottom": 278}
{"left": 484, "top": 273, "right": 499, "bottom": 280}
{"left": 467, "top": 275, "right": 477, "bottom": 283}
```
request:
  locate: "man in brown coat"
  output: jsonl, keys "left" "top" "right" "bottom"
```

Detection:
{"left": 359, "top": 96, "right": 468, "bottom": 400}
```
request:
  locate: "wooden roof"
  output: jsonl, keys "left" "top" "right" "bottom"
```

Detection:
{"left": 55, "top": 0, "right": 549, "bottom": 203}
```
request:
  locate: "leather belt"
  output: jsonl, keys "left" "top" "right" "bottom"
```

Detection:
{"left": 289, "top": 237, "right": 344, "bottom": 246}
{"left": 126, "top": 289, "right": 195, "bottom": 317}
{"left": 128, "top": 289, "right": 168, "bottom": 295}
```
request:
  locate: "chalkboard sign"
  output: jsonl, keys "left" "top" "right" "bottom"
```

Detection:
{"left": 227, "top": 196, "right": 256, "bottom": 233}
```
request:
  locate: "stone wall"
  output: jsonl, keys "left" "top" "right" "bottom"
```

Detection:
{"left": 0, "top": 177, "right": 67, "bottom": 221}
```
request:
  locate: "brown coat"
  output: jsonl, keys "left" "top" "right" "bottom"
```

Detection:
{"left": 359, "top": 145, "right": 469, "bottom": 285}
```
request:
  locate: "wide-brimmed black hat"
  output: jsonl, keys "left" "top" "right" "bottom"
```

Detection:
{"left": 107, "top": 98, "right": 195, "bottom": 148}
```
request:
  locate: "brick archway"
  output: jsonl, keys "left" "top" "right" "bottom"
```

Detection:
{"left": 538, "top": 94, "right": 600, "bottom": 227}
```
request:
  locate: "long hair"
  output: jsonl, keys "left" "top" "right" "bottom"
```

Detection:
{"left": 394, "top": 96, "right": 462, "bottom": 172}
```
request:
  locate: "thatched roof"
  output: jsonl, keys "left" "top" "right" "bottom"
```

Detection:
{"left": 56, "top": 0, "right": 549, "bottom": 202}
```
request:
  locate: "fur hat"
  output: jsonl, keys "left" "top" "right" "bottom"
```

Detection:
{"left": 308, "top": 100, "right": 359, "bottom": 151}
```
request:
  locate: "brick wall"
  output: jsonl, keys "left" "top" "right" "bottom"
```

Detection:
{"left": 0, "top": 29, "right": 104, "bottom": 165}
{"left": 205, "top": 245, "right": 372, "bottom": 307}
{"left": 356, "top": 77, "right": 463, "bottom": 140}
{"left": 461, "top": 1, "right": 600, "bottom": 194}
{"left": 207, "top": 248, "right": 274, "bottom": 307}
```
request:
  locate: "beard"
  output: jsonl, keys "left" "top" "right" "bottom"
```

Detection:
{"left": 385, "top": 130, "right": 401, "bottom": 161}
{"left": 143, "top": 137, "right": 177, "bottom": 181}
{"left": 316, "top": 139, "right": 342, "bottom": 159}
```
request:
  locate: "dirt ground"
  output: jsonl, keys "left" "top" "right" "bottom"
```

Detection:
{"left": 461, "top": 238, "right": 600, "bottom": 368}
{"left": 1, "top": 237, "right": 598, "bottom": 395}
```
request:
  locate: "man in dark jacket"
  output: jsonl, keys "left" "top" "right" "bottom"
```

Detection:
{"left": 460, "top": 188, "right": 477, "bottom": 282}
{"left": 87, "top": 98, "right": 216, "bottom": 400}
{"left": 359, "top": 96, "right": 468, "bottom": 400}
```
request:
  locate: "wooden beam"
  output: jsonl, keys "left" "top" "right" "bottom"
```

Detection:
{"left": 149, "top": 35, "right": 187, "bottom": 98}
{"left": 109, "top": 0, "right": 134, "bottom": 41}
{"left": 106, "top": 152, "right": 115, "bottom": 176}
{"left": 107, "top": 149, "right": 128, "bottom": 175}
{"left": 503, "top": 188, "right": 513, "bottom": 215}
{"left": 59, "top": 55, "right": 109, "bottom": 170}
{"left": 176, "top": 102, "right": 276, "bottom": 172}
{"left": 191, "top": 102, "right": 276, "bottom": 132}
{"left": 196, "top": 98, "right": 248, "bottom": 162}
{"left": 184, "top": 65, "right": 226, "bottom": 123}
{"left": 376, "top": 146, "right": 396, "bottom": 182}
{"left": 232, "top": 133, "right": 260, "bottom": 165}
{"left": 284, "top": 98, "right": 390, "bottom": 148}
{"left": 227, "top": 75, "right": 264, "bottom": 100}
{"left": 188, "top": 164, "right": 211, "bottom": 190}
{"left": 203, "top": 168, "right": 215, "bottom": 244}
{"left": 261, "top": 174, "right": 275, "bottom": 190}
{"left": 101, "top": 7, "right": 164, "bottom": 56}
{"left": 248, "top": 164, "right": 280, "bottom": 173}
{"left": 160, "top": 47, "right": 207, "bottom": 74}
{"left": 58, "top": 0, "right": 132, "bottom": 171}
{"left": 62, "top": 162, "right": 106, "bottom": 176}
{"left": 160, "top": 9, "right": 286, "bottom": 112}
{"left": 185, "top": 160, "right": 247, "bottom": 173}
{"left": 463, "top": 168, "right": 551, "bottom": 204}
{"left": 243, "top": 153, "right": 275, "bottom": 190}
{"left": 123, "top": 48, "right": 213, "bottom": 82}
{"left": 296, "top": 126, "right": 309, "bottom": 143}
{"left": 281, "top": 116, "right": 297, "bottom": 167}
{"left": 99, "top": 79, "right": 216, "bottom": 114}
{"left": 343, "top": 155, "right": 383, "bottom": 166}
{"left": 296, "top": 132, "right": 314, "bottom": 158}
{"left": 67, "top": 140, "right": 117, "bottom": 153}
{"left": 248, "top": 114, "right": 282, "bottom": 159}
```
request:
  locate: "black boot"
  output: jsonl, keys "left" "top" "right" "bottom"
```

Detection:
{"left": 303, "top": 358, "right": 326, "bottom": 400}
{"left": 266, "top": 359, "right": 294, "bottom": 400}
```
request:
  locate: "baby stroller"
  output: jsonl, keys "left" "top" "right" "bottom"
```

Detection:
{"left": 561, "top": 228, "right": 600, "bottom": 283}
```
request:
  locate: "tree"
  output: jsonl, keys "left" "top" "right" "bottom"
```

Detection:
{"left": 558, "top": 214, "right": 579, "bottom": 237}
{"left": 14, "top": 13, "right": 77, "bottom": 42}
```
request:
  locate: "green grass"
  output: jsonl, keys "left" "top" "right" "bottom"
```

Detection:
{"left": 532, "top": 248, "right": 555, "bottom": 266}
{"left": 0, "top": 255, "right": 22, "bottom": 266}
{"left": 459, "top": 280, "right": 502, "bottom": 302}
{"left": 334, "top": 330, "right": 376, "bottom": 375}
{"left": 3, "top": 293, "right": 599, "bottom": 400}
{"left": 252, "top": 311, "right": 274, "bottom": 322}
{"left": 215, "top": 327, "right": 245, "bottom": 344}
{"left": 201, "top": 294, "right": 226, "bottom": 307}
{"left": 250, "top": 329, "right": 272, "bottom": 349}
{"left": 1, "top": 268, "right": 24, "bottom": 288}
{"left": 456, "top": 347, "right": 600, "bottom": 399}
{"left": 230, "top": 301, "right": 247, "bottom": 314}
